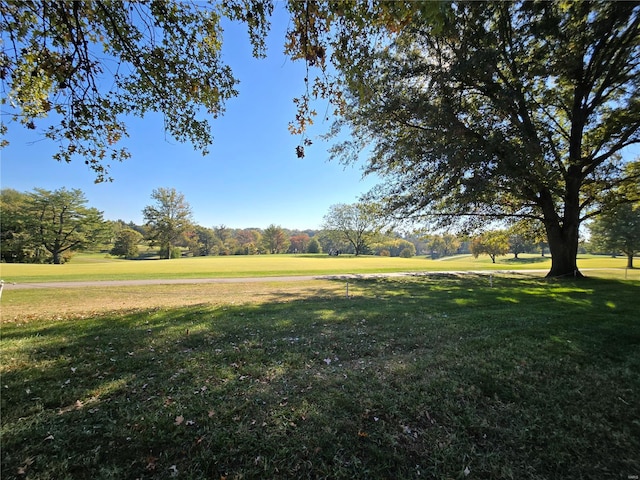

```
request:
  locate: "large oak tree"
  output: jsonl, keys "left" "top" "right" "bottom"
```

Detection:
{"left": 322, "top": 1, "right": 640, "bottom": 278}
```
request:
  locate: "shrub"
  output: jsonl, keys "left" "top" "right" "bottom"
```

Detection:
{"left": 400, "top": 247, "right": 414, "bottom": 258}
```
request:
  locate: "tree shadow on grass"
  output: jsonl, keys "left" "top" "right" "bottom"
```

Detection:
{"left": 2, "top": 275, "right": 639, "bottom": 480}
{"left": 499, "top": 256, "right": 551, "bottom": 265}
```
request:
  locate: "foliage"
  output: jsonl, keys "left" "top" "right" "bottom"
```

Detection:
{"left": 234, "top": 228, "right": 262, "bottom": 255}
{"left": 186, "top": 225, "right": 217, "bottom": 256}
{"left": 2, "top": 275, "right": 639, "bottom": 479}
{"left": 1, "top": 188, "right": 109, "bottom": 263}
{"left": 510, "top": 219, "right": 548, "bottom": 256}
{"left": 321, "top": 1, "right": 640, "bottom": 278}
{"left": 0, "top": 188, "right": 33, "bottom": 262}
{"left": 307, "top": 237, "right": 322, "bottom": 254}
{"left": 507, "top": 231, "right": 535, "bottom": 259}
{"left": 589, "top": 203, "right": 640, "bottom": 268}
{"left": 470, "top": 230, "right": 510, "bottom": 264}
{"left": 5, "top": 2, "right": 637, "bottom": 278}
{"left": 322, "top": 203, "right": 386, "bottom": 256}
{"left": 1, "top": 0, "right": 273, "bottom": 181}
{"left": 422, "top": 233, "right": 462, "bottom": 259}
{"left": 289, "top": 233, "right": 311, "bottom": 253}
{"left": 399, "top": 247, "right": 414, "bottom": 258}
{"left": 261, "top": 224, "right": 290, "bottom": 254}
{"left": 110, "top": 228, "right": 142, "bottom": 259}
{"left": 370, "top": 237, "right": 416, "bottom": 258}
{"left": 142, "top": 187, "right": 193, "bottom": 259}
{"left": 23, "top": 187, "right": 109, "bottom": 264}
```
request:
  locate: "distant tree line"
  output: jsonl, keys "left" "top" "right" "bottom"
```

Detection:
{"left": 2, "top": 187, "right": 637, "bottom": 266}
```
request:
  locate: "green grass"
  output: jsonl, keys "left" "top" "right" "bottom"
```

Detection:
{"left": 2, "top": 274, "right": 639, "bottom": 479}
{"left": 0, "top": 253, "right": 636, "bottom": 283}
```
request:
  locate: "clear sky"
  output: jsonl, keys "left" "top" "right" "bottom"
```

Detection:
{"left": 0, "top": 4, "right": 378, "bottom": 231}
{"left": 3, "top": 6, "right": 638, "bottom": 232}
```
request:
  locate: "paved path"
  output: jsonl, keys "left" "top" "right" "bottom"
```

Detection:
{"left": 1, "top": 270, "right": 550, "bottom": 290}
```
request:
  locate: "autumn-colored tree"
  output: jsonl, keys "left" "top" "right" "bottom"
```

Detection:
{"left": 235, "top": 229, "right": 262, "bottom": 255}
{"left": 289, "top": 234, "right": 310, "bottom": 253}
{"left": 470, "top": 231, "right": 510, "bottom": 264}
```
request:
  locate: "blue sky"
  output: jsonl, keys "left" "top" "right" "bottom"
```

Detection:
{"left": 0, "top": 4, "right": 378, "bottom": 230}
{"left": 3, "top": 5, "right": 638, "bottom": 232}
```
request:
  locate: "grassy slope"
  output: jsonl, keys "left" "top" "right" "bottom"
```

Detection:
{"left": 0, "top": 253, "right": 636, "bottom": 283}
{"left": 1, "top": 274, "right": 639, "bottom": 479}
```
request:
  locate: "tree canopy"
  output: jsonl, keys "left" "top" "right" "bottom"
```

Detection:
{"left": 322, "top": 1, "right": 640, "bottom": 278}
{"left": 589, "top": 203, "right": 640, "bottom": 269}
{"left": 261, "top": 224, "right": 289, "bottom": 254}
{"left": 142, "top": 187, "right": 193, "bottom": 259}
{"left": 470, "top": 230, "right": 510, "bottom": 264}
{"left": 26, "top": 187, "right": 108, "bottom": 263}
{"left": 322, "top": 202, "right": 385, "bottom": 256}
{"left": 1, "top": 0, "right": 272, "bottom": 181}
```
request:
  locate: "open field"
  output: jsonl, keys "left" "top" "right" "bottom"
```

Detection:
{"left": 1, "top": 269, "right": 639, "bottom": 479}
{"left": 1, "top": 253, "right": 637, "bottom": 284}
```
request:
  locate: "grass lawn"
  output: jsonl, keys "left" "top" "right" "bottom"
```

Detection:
{"left": 1, "top": 273, "right": 639, "bottom": 479}
{"left": 0, "top": 253, "right": 637, "bottom": 283}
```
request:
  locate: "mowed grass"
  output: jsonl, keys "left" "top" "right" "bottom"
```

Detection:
{"left": 1, "top": 253, "right": 637, "bottom": 283}
{"left": 1, "top": 273, "right": 639, "bottom": 479}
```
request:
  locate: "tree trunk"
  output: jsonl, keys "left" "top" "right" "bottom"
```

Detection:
{"left": 52, "top": 251, "right": 62, "bottom": 264}
{"left": 540, "top": 185, "right": 584, "bottom": 279}
{"left": 544, "top": 212, "right": 583, "bottom": 278}
{"left": 627, "top": 253, "right": 634, "bottom": 269}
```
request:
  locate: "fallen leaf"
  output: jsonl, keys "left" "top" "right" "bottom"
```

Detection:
{"left": 174, "top": 415, "right": 184, "bottom": 426}
{"left": 145, "top": 456, "right": 158, "bottom": 471}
